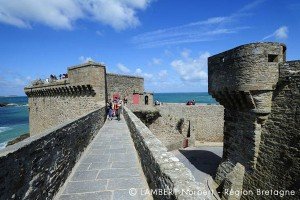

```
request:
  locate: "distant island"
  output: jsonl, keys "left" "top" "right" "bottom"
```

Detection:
{"left": 0, "top": 95, "right": 21, "bottom": 97}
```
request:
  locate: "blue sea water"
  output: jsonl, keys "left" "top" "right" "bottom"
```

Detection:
{"left": 0, "top": 93, "right": 216, "bottom": 149}
{"left": 154, "top": 92, "right": 217, "bottom": 104}
{"left": 0, "top": 96, "right": 29, "bottom": 149}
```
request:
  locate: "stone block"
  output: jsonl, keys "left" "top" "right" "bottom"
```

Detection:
{"left": 63, "top": 180, "right": 107, "bottom": 194}
{"left": 97, "top": 168, "right": 141, "bottom": 179}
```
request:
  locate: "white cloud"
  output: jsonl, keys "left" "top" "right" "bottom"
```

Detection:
{"left": 0, "top": 0, "right": 154, "bottom": 30}
{"left": 158, "top": 70, "right": 168, "bottom": 78}
{"left": 0, "top": 0, "right": 83, "bottom": 29}
{"left": 79, "top": 56, "right": 94, "bottom": 63}
{"left": 171, "top": 51, "right": 210, "bottom": 82}
{"left": 181, "top": 49, "right": 190, "bottom": 59}
{"left": 135, "top": 68, "right": 142, "bottom": 74}
{"left": 117, "top": 63, "right": 131, "bottom": 73}
{"left": 132, "top": 0, "right": 265, "bottom": 48}
{"left": 0, "top": 68, "right": 33, "bottom": 95}
{"left": 164, "top": 49, "right": 173, "bottom": 57}
{"left": 262, "top": 26, "right": 288, "bottom": 40}
{"left": 274, "top": 26, "right": 288, "bottom": 39}
{"left": 134, "top": 68, "right": 153, "bottom": 80}
{"left": 151, "top": 58, "right": 162, "bottom": 65}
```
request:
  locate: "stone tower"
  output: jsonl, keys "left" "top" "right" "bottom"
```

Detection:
{"left": 25, "top": 62, "right": 107, "bottom": 135}
{"left": 208, "top": 43, "right": 299, "bottom": 199}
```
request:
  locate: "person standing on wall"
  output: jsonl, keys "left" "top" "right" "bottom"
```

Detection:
{"left": 114, "top": 99, "right": 122, "bottom": 121}
{"left": 107, "top": 100, "right": 113, "bottom": 120}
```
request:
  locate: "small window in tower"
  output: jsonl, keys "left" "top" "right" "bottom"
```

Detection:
{"left": 268, "top": 54, "right": 278, "bottom": 62}
{"left": 220, "top": 57, "right": 225, "bottom": 63}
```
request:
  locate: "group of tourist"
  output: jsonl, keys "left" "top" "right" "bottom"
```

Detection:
{"left": 47, "top": 74, "right": 68, "bottom": 83}
{"left": 106, "top": 98, "right": 123, "bottom": 121}
{"left": 32, "top": 73, "right": 69, "bottom": 86}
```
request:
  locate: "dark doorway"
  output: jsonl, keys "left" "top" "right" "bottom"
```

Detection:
{"left": 145, "top": 95, "right": 149, "bottom": 105}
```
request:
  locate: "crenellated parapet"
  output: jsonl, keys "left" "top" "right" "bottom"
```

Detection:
{"left": 25, "top": 61, "right": 107, "bottom": 136}
{"left": 25, "top": 84, "right": 95, "bottom": 97}
{"left": 25, "top": 61, "right": 148, "bottom": 136}
{"left": 208, "top": 42, "right": 300, "bottom": 199}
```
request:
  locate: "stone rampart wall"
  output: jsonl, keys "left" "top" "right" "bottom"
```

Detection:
{"left": 27, "top": 94, "right": 103, "bottom": 136}
{"left": 241, "top": 61, "right": 300, "bottom": 199}
{"left": 106, "top": 73, "right": 144, "bottom": 101}
{"left": 0, "top": 107, "right": 106, "bottom": 200}
{"left": 156, "top": 104, "right": 224, "bottom": 142}
{"left": 25, "top": 62, "right": 106, "bottom": 136}
{"left": 208, "top": 42, "right": 299, "bottom": 199}
{"left": 123, "top": 106, "right": 209, "bottom": 199}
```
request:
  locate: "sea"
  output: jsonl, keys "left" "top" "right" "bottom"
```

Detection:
{"left": 153, "top": 92, "right": 217, "bottom": 104}
{"left": 0, "top": 93, "right": 216, "bottom": 150}
{"left": 0, "top": 96, "right": 29, "bottom": 149}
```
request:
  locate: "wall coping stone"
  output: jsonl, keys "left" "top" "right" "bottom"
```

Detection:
{"left": 123, "top": 106, "right": 211, "bottom": 199}
{"left": 209, "top": 42, "right": 286, "bottom": 58}
{"left": 67, "top": 61, "right": 106, "bottom": 70}
{"left": 107, "top": 72, "right": 144, "bottom": 80}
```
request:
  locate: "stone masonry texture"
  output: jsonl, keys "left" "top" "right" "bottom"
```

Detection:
{"left": 131, "top": 104, "right": 224, "bottom": 151}
{"left": 25, "top": 62, "right": 144, "bottom": 136}
{"left": 208, "top": 42, "right": 299, "bottom": 199}
{"left": 106, "top": 73, "right": 144, "bottom": 101}
{"left": 156, "top": 104, "right": 224, "bottom": 144}
{"left": 0, "top": 107, "right": 106, "bottom": 200}
{"left": 123, "top": 106, "right": 211, "bottom": 200}
{"left": 55, "top": 115, "right": 151, "bottom": 200}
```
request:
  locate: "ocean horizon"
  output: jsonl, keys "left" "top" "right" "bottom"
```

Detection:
{"left": 0, "top": 92, "right": 217, "bottom": 149}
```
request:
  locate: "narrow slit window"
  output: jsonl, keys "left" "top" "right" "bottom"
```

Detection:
{"left": 268, "top": 54, "right": 278, "bottom": 62}
{"left": 220, "top": 57, "right": 225, "bottom": 63}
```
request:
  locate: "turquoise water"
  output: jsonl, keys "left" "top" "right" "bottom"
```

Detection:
{"left": 154, "top": 92, "right": 217, "bottom": 104}
{"left": 0, "top": 93, "right": 217, "bottom": 149}
{"left": 0, "top": 97, "right": 29, "bottom": 149}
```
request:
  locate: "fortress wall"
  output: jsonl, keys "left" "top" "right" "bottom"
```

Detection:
{"left": 68, "top": 63, "right": 107, "bottom": 102}
{"left": 0, "top": 107, "right": 106, "bottom": 200}
{"left": 242, "top": 61, "right": 300, "bottom": 198}
{"left": 106, "top": 73, "right": 144, "bottom": 101}
{"left": 156, "top": 104, "right": 224, "bottom": 143}
{"left": 25, "top": 63, "right": 106, "bottom": 136}
{"left": 208, "top": 43, "right": 299, "bottom": 199}
{"left": 123, "top": 107, "right": 209, "bottom": 199}
{"left": 28, "top": 95, "right": 102, "bottom": 136}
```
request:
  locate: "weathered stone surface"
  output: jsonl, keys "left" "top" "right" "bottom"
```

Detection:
{"left": 133, "top": 103, "right": 224, "bottom": 150}
{"left": 25, "top": 62, "right": 107, "bottom": 136}
{"left": 24, "top": 62, "right": 147, "bottom": 136}
{"left": 107, "top": 73, "right": 154, "bottom": 107}
{"left": 123, "top": 106, "right": 211, "bottom": 200}
{"left": 55, "top": 115, "right": 152, "bottom": 200}
{"left": 208, "top": 42, "right": 300, "bottom": 199}
{"left": 0, "top": 107, "right": 106, "bottom": 200}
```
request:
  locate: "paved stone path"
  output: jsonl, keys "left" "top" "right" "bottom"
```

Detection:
{"left": 172, "top": 146, "right": 222, "bottom": 185}
{"left": 55, "top": 115, "right": 152, "bottom": 200}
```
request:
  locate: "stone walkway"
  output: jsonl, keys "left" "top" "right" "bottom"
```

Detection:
{"left": 172, "top": 146, "right": 222, "bottom": 186}
{"left": 55, "top": 115, "right": 152, "bottom": 200}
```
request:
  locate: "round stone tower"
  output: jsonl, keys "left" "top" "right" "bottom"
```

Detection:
{"left": 208, "top": 42, "right": 287, "bottom": 198}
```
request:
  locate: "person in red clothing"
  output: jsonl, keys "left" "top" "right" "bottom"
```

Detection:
{"left": 114, "top": 98, "right": 122, "bottom": 121}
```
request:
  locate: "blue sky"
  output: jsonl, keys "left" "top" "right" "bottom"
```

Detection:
{"left": 0, "top": 0, "right": 299, "bottom": 96}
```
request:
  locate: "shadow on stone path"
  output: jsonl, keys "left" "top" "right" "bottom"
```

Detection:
{"left": 172, "top": 146, "right": 222, "bottom": 185}
{"left": 55, "top": 115, "right": 152, "bottom": 200}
